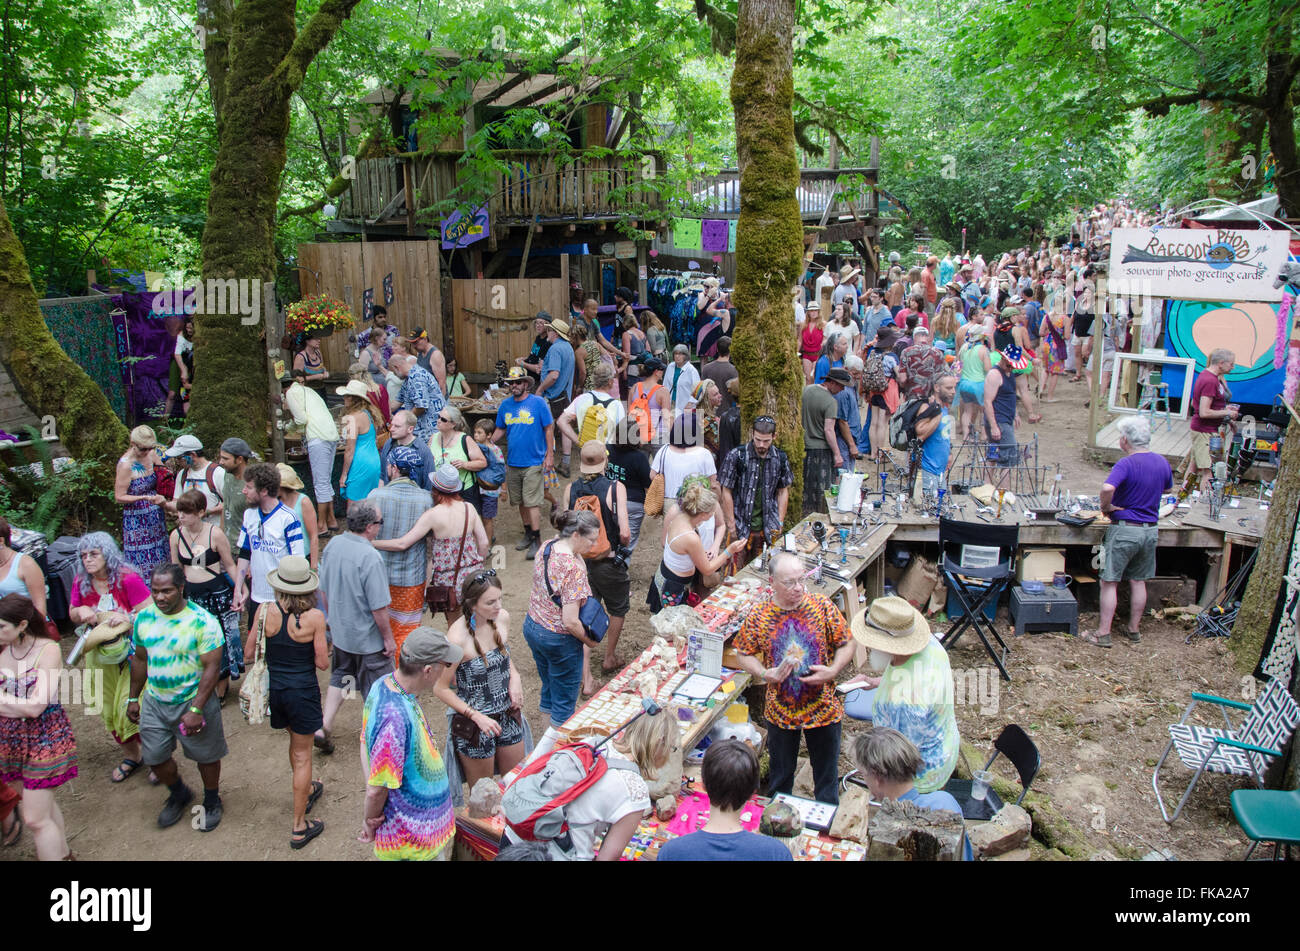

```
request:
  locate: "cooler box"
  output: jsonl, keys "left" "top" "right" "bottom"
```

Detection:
{"left": 946, "top": 576, "right": 999, "bottom": 622}
{"left": 1010, "top": 585, "right": 1078, "bottom": 637}
{"left": 1017, "top": 547, "right": 1065, "bottom": 583}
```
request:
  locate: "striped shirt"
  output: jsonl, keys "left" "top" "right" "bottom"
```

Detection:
{"left": 365, "top": 478, "right": 432, "bottom": 587}
{"left": 132, "top": 602, "right": 224, "bottom": 704}
{"left": 238, "top": 501, "right": 305, "bottom": 604}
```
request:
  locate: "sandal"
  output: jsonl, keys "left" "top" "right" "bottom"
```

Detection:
{"left": 313, "top": 731, "right": 335, "bottom": 755}
{"left": 111, "top": 758, "right": 143, "bottom": 783}
{"left": 290, "top": 818, "right": 325, "bottom": 850}
{"left": 305, "top": 780, "right": 324, "bottom": 814}
{"left": 1078, "top": 629, "right": 1112, "bottom": 648}
{"left": 2, "top": 812, "right": 22, "bottom": 847}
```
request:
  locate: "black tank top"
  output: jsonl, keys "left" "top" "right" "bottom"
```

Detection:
{"left": 265, "top": 607, "right": 318, "bottom": 690}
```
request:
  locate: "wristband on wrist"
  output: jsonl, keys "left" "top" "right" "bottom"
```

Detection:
{"left": 188, "top": 705, "right": 203, "bottom": 715}
{"left": 127, "top": 697, "right": 139, "bottom": 704}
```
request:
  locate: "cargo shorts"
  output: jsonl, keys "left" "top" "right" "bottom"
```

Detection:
{"left": 1101, "top": 523, "right": 1158, "bottom": 582}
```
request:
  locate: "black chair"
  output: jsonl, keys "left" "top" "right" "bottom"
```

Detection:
{"left": 939, "top": 518, "right": 1019, "bottom": 681}
{"left": 943, "top": 724, "right": 1042, "bottom": 820}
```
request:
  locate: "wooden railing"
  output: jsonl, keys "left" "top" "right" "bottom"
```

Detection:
{"left": 679, "top": 167, "right": 878, "bottom": 219}
{"left": 340, "top": 150, "right": 666, "bottom": 224}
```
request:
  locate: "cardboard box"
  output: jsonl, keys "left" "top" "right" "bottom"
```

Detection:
{"left": 1017, "top": 547, "right": 1065, "bottom": 582}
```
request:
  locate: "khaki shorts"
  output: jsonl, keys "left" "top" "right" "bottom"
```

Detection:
{"left": 1102, "top": 523, "right": 1158, "bottom": 582}
{"left": 506, "top": 464, "right": 544, "bottom": 508}
{"left": 1190, "top": 430, "right": 1216, "bottom": 470}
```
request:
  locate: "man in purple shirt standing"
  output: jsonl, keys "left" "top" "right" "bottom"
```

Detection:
{"left": 1184, "top": 348, "right": 1238, "bottom": 492}
{"left": 1081, "top": 415, "right": 1172, "bottom": 649}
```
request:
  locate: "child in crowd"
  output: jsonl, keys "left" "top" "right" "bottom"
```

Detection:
{"left": 473, "top": 419, "right": 505, "bottom": 548}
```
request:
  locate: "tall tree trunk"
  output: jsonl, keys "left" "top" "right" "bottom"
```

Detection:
{"left": 0, "top": 193, "right": 127, "bottom": 495}
{"left": 730, "top": 0, "right": 806, "bottom": 525}
{"left": 187, "top": 0, "right": 364, "bottom": 455}
{"left": 1265, "top": 51, "right": 1300, "bottom": 216}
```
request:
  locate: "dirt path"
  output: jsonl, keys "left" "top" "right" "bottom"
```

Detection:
{"left": 17, "top": 380, "right": 1251, "bottom": 860}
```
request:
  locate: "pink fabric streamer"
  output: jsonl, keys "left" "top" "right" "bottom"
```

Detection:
{"left": 1286, "top": 341, "right": 1300, "bottom": 404}
{"left": 1277, "top": 290, "right": 1294, "bottom": 369}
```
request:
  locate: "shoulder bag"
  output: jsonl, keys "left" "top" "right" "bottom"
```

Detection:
{"left": 425, "top": 505, "right": 469, "bottom": 615}
{"left": 542, "top": 542, "right": 608, "bottom": 643}
{"left": 239, "top": 606, "right": 270, "bottom": 724}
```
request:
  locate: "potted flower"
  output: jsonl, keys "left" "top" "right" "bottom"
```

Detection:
{"left": 285, "top": 294, "right": 355, "bottom": 338}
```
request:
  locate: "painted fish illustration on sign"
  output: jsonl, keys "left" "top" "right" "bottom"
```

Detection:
{"left": 1122, "top": 237, "right": 1267, "bottom": 277}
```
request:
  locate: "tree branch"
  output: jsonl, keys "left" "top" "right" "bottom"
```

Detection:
{"left": 270, "top": 0, "right": 366, "bottom": 99}
{"left": 1131, "top": 88, "right": 1267, "bottom": 116}
{"left": 199, "top": 0, "right": 234, "bottom": 131}
{"left": 1118, "top": 0, "right": 1205, "bottom": 64}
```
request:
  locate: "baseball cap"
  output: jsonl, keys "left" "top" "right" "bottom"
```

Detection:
{"left": 162, "top": 434, "right": 203, "bottom": 459}
{"left": 220, "top": 437, "right": 253, "bottom": 458}
{"left": 400, "top": 626, "right": 463, "bottom": 668}
{"left": 642, "top": 357, "right": 666, "bottom": 374}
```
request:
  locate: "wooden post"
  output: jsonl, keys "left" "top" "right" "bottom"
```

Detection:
{"left": 637, "top": 242, "right": 648, "bottom": 307}
{"left": 517, "top": 215, "right": 540, "bottom": 279}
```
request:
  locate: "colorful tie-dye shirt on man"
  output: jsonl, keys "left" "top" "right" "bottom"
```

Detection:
{"left": 362, "top": 674, "right": 455, "bottom": 860}
{"left": 733, "top": 593, "right": 848, "bottom": 730}
{"left": 132, "top": 602, "right": 224, "bottom": 704}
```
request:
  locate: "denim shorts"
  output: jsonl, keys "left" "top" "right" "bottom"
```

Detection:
{"left": 522, "top": 614, "right": 584, "bottom": 728}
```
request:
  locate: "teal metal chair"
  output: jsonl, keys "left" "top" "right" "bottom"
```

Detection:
{"left": 1152, "top": 678, "right": 1300, "bottom": 823}
{"left": 1136, "top": 369, "right": 1172, "bottom": 431}
{"left": 1230, "top": 788, "right": 1300, "bottom": 860}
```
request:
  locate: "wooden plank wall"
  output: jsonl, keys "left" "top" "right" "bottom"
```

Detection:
{"left": 296, "top": 241, "right": 442, "bottom": 373}
{"left": 450, "top": 278, "right": 568, "bottom": 376}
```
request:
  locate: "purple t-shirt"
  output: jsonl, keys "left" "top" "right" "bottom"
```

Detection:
{"left": 1189, "top": 370, "right": 1228, "bottom": 433}
{"left": 1106, "top": 452, "right": 1172, "bottom": 523}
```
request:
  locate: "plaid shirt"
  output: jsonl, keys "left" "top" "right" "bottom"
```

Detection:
{"left": 718, "top": 442, "right": 793, "bottom": 538}
{"left": 365, "top": 478, "right": 432, "bottom": 586}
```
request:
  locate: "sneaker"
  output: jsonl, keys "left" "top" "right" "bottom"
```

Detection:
{"left": 158, "top": 785, "right": 194, "bottom": 828}
{"left": 199, "top": 798, "right": 223, "bottom": 832}
{"left": 525, "top": 537, "right": 539, "bottom": 560}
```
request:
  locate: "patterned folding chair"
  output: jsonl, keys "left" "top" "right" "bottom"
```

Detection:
{"left": 1152, "top": 678, "right": 1300, "bottom": 824}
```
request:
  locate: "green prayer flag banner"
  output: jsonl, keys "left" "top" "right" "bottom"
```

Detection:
{"left": 727, "top": 219, "right": 737, "bottom": 252}
{"left": 673, "top": 218, "right": 702, "bottom": 251}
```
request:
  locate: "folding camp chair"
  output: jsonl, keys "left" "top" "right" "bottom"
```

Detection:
{"left": 1230, "top": 787, "right": 1300, "bottom": 860}
{"left": 942, "top": 724, "right": 1041, "bottom": 820}
{"left": 1152, "top": 678, "right": 1300, "bottom": 824}
{"left": 938, "top": 518, "right": 1019, "bottom": 681}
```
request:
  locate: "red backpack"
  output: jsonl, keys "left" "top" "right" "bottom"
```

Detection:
{"left": 501, "top": 743, "right": 613, "bottom": 851}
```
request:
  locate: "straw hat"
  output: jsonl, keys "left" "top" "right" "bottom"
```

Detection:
{"left": 839, "top": 264, "right": 861, "bottom": 282}
{"left": 506, "top": 365, "right": 530, "bottom": 381}
{"left": 548, "top": 319, "right": 571, "bottom": 341}
{"left": 84, "top": 614, "right": 132, "bottom": 649}
{"left": 850, "top": 596, "right": 932, "bottom": 656}
{"left": 266, "top": 555, "right": 319, "bottom": 594}
{"left": 579, "top": 440, "right": 608, "bottom": 475}
{"left": 335, "top": 380, "right": 371, "bottom": 400}
{"left": 275, "top": 463, "right": 304, "bottom": 491}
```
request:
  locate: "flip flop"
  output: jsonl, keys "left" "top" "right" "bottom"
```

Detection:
{"left": 1078, "top": 629, "right": 1111, "bottom": 648}
{"left": 111, "top": 758, "right": 143, "bottom": 783}
{"left": 290, "top": 818, "right": 325, "bottom": 850}
{"left": 305, "top": 780, "right": 324, "bottom": 814}
{"left": 1, "top": 812, "right": 22, "bottom": 847}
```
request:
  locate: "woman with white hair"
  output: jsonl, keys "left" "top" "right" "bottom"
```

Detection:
{"left": 115, "top": 425, "right": 169, "bottom": 579}
{"left": 67, "top": 532, "right": 155, "bottom": 783}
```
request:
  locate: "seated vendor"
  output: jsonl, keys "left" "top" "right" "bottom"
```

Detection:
{"left": 658, "top": 740, "right": 792, "bottom": 862}
{"left": 845, "top": 597, "right": 959, "bottom": 794}
{"left": 293, "top": 335, "right": 328, "bottom": 379}
{"left": 504, "top": 710, "right": 676, "bottom": 861}
{"left": 853, "top": 727, "right": 971, "bottom": 861}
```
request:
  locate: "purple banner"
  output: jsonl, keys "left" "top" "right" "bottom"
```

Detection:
{"left": 110, "top": 290, "right": 177, "bottom": 422}
{"left": 701, "top": 219, "right": 729, "bottom": 252}
{"left": 441, "top": 205, "right": 490, "bottom": 250}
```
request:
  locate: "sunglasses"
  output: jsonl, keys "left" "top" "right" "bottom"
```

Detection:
{"left": 754, "top": 416, "right": 776, "bottom": 426}
{"left": 471, "top": 569, "right": 498, "bottom": 584}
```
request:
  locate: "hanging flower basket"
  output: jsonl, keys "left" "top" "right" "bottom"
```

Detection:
{"left": 285, "top": 295, "right": 355, "bottom": 337}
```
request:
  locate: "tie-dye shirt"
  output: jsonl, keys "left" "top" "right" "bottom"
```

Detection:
{"left": 872, "top": 639, "right": 960, "bottom": 793}
{"left": 362, "top": 674, "right": 455, "bottom": 861}
{"left": 132, "top": 602, "right": 225, "bottom": 704}
{"left": 733, "top": 594, "right": 848, "bottom": 730}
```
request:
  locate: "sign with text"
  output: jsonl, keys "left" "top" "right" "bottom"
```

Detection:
{"left": 441, "top": 205, "right": 490, "bottom": 250}
{"left": 1109, "top": 227, "right": 1289, "bottom": 302}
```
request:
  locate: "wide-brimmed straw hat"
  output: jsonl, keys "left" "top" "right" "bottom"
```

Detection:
{"left": 266, "top": 555, "right": 319, "bottom": 594}
{"left": 548, "top": 319, "right": 571, "bottom": 341}
{"left": 335, "top": 380, "right": 371, "bottom": 400}
{"left": 851, "top": 596, "right": 931, "bottom": 656}
{"left": 275, "top": 463, "right": 304, "bottom": 491}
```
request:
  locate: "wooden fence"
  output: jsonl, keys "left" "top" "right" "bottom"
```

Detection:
{"left": 450, "top": 278, "right": 569, "bottom": 376}
{"left": 296, "top": 241, "right": 442, "bottom": 371}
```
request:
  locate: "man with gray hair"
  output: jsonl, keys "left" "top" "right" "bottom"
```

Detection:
{"left": 1184, "top": 347, "right": 1238, "bottom": 492}
{"left": 315, "top": 500, "right": 394, "bottom": 752}
{"left": 1080, "top": 415, "right": 1172, "bottom": 649}
{"left": 393, "top": 353, "right": 445, "bottom": 442}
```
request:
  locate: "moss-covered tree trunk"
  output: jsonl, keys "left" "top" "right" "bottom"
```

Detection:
{"left": 0, "top": 194, "right": 127, "bottom": 494}
{"left": 729, "top": 0, "right": 806, "bottom": 525}
{"left": 187, "top": 0, "right": 364, "bottom": 454}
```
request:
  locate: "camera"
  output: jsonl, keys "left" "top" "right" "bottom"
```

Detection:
{"left": 612, "top": 544, "right": 634, "bottom": 571}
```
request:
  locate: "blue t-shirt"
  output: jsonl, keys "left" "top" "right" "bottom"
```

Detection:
{"left": 495, "top": 394, "right": 553, "bottom": 467}
{"left": 657, "top": 829, "right": 794, "bottom": 862}
{"left": 541, "top": 340, "right": 575, "bottom": 400}
{"left": 812, "top": 355, "right": 843, "bottom": 385}
{"left": 899, "top": 787, "right": 972, "bottom": 861}
{"left": 834, "top": 386, "right": 861, "bottom": 469}
{"left": 919, "top": 406, "right": 953, "bottom": 476}
{"left": 1106, "top": 451, "right": 1172, "bottom": 523}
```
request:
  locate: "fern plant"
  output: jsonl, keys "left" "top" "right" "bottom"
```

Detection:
{"left": 0, "top": 426, "right": 110, "bottom": 538}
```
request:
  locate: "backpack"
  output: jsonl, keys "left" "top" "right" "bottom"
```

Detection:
{"left": 568, "top": 475, "right": 617, "bottom": 560}
{"left": 204, "top": 462, "right": 223, "bottom": 502}
{"left": 862, "top": 349, "right": 889, "bottom": 393}
{"left": 627, "top": 382, "right": 662, "bottom": 443}
{"left": 477, "top": 442, "right": 505, "bottom": 489}
{"left": 578, "top": 394, "right": 614, "bottom": 446}
{"left": 890, "top": 397, "right": 926, "bottom": 450}
{"left": 500, "top": 743, "right": 636, "bottom": 853}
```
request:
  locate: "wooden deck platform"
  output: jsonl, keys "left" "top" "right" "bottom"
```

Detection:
{"left": 1095, "top": 416, "right": 1193, "bottom": 465}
